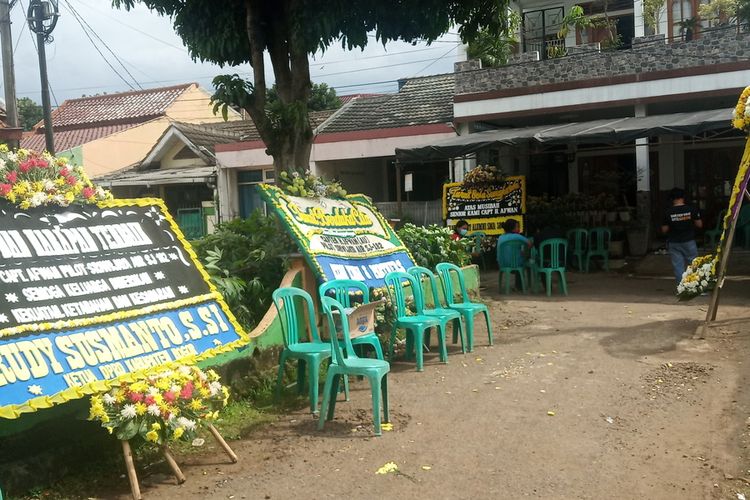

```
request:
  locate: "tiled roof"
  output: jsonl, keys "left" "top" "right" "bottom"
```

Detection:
{"left": 21, "top": 123, "right": 137, "bottom": 152}
{"left": 318, "top": 74, "right": 454, "bottom": 134}
{"left": 37, "top": 83, "right": 194, "bottom": 129}
{"left": 338, "top": 93, "right": 384, "bottom": 105}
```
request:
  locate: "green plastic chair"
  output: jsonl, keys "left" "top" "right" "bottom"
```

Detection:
{"left": 527, "top": 246, "right": 541, "bottom": 293}
{"left": 318, "top": 296, "right": 390, "bottom": 436}
{"left": 704, "top": 211, "right": 725, "bottom": 249}
{"left": 319, "top": 280, "right": 384, "bottom": 360}
{"left": 496, "top": 238, "right": 528, "bottom": 294}
{"left": 467, "top": 231, "right": 487, "bottom": 270}
{"left": 408, "top": 266, "right": 466, "bottom": 353}
{"left": 435, "top": 262, "right": 493, "bottom": 352}
{"left": 585, "top": 227, "right": 611, "bottom": 272}
{"left": 384, "top": 271, "right": 446, "bottom": 372}
{"left": 537, "top": 238, "right": 568, "bottom": 296}
{"left": 566, "top": 228, "right": 588, "bottom": 270}
{"left": 272, "top": 287, "right": 333, "bottom": 414}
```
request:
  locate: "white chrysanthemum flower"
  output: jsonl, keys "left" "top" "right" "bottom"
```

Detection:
{"left": 209, "top": 381, "right": 222, "bottom": 396}
{"left": 178, "top": 366, "right": 191, "bottom": 375}
{"left": 170, "top": 384, "right": 181, "bottom": 393}
{"left": 103, "top": 394, "right": 116, "bottom": 405}
{"left": 43, "top": 180, "right": 55, "bottom": 191}
{"left": 148, "top": 387, "right": 160, "bottom": 396}
{"left": 177, "top": 417, "right": 196, "bottom": 431}
{"left": 120, "top": 404, "right": 137, "bottom": 419}
{"left": 147, "top": 404, "right": 161, "bottom": 416}
{"left": 7, "top": 152, "right": 17, "bottom": 162}
{"left": 29, "top": 191, "right": 46, "bottom": 207}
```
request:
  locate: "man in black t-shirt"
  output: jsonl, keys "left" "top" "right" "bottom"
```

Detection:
{"left": 661, "top": 188, "right": 703, "bottom": 283}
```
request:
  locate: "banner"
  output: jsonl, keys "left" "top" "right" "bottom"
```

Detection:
{"left": 443, "top": 176, "right": 526, "bottom": 235}
{"left": 0, "top": 199, "right": 246, "bottom": 419}
{"left": 258, "top": 185, "right": 414, "bottom": 288}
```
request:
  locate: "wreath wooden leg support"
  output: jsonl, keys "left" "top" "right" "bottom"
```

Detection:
{"left": 121, "top": 440, "right": 142, "bottom": 500}
{"left": 161, "top": 445, "right": 186, "bottom": 484}
{"left": 208, "top": 423, "right": 238, "bottom": 463}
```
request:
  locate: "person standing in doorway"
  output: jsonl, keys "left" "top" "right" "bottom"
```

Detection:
{"left": 661, "top": 187, "right": 703, "bottom": 283}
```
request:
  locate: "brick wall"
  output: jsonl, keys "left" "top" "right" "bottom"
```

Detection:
{"left": 455, "top": 28, "right": 750, "bottom": 96}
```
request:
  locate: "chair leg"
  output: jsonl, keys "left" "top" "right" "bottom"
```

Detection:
{"left": 318, "top": 373, "right": 333, "bottom": 430}
{"left": 414, "top": 329, "right": 424, "bottom": 372}
{"left": 274, "top": 351, "right": 287, "bottom": 402}
{"left": 559, "top": 271, "right": 568, "bottom": 296}
{"left": 454, "top": 317, "right": 466, "bottom": 353}
{"left": 308, "top": 358, "right": 320, "bottom": 414}
{"left": 296, "top": 359, "right": 306, "bottom": 395}
{"left": 381, "top": 375, "right": 390, "bottom": 424}
{"left": 503, "top": 271, "right": 511, "bottom": 294}
{"left": 372, "top": 338, "right": 385, "bottom": 360}
{"left": 464, "top": 313, "right": 475, "bottom": 352}
{"left": 370, "top": 376, "right": 382, "bottom": 436}
{"left": 342, "top": 375, "right": 350, "bottom": 402}
{"left": 327, "top": 374, "right": 340, "bottom": 422}
{"left": 545, "top": 272, "right": 552, "bottom": 297}
{"left": 437, "top": 323, "right": 448, "bottom": 363}
{"left": 483, "top": 309, "right": 493, "bottom": 345}
{"left": 388, "top": 325, "right": 397, "bottom": 361}
{"left": 518, "top": 270, "right": 527, "bottom": 293}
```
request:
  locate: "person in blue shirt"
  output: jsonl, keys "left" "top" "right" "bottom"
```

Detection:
{"left": 496, "top": 219, "right": 532, "bottom": 291}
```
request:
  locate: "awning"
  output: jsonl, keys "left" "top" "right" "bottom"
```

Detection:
{"left": 396, "top": 108, "right": 735, "bottom": 162}
{"left": 95, "top": 165, "right": 216, "bottom": 187}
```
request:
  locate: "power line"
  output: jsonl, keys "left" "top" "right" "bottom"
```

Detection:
{"left": 412, "top": 44, "right": 458, "bottom": 77}
{"left": 12, "top": 0, "right": 28, "bottom": 55}
{"left": 61, "top": 0, "right": 142, "bottom": 90}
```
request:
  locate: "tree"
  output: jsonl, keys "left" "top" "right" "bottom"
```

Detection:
{"left": 643, "top": 0, "right": 665, "bottom": 34}
{"left": 267, "top": 82, "right": 342, "bottom": 111}
{"left": 113, "top": 0, "right": 509, "bottom": 177}
{"left": 16, "top": 97, "right": 43, "bottom": 131}
{"left": 466, "top": 10, "right": 521, "bottom": 68}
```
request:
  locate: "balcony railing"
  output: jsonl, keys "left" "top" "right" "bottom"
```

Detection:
{"left": 524, "top": 37, "right": 567, "bottom": 59}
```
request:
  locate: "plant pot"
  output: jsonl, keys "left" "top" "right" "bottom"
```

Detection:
{"left": 609, "top": 240, "right": 624, "bottom": 258}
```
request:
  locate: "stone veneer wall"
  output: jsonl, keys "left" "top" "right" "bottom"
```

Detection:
{"left": 455, "top": 27, "right": 750, "bottom": 95}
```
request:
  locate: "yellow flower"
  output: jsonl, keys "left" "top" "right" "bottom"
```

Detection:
{"left": 189, "top": 399, "right": 204, "bottom": 411}
{"left": 145, "top": 430, "right": 159, "bottom": 443}
{"left": 134, "top": 402, "right": 147, "bottom": 416}
{"left": 0, "top": 144, "right": 9, "bottom": 152}
{"left": 130, "top": 381, "right": 148, "bottom": 393}
{"left": 198, "top": 387, "right": 210, "bottom": 398}
{"left": 151, "top": 422, "right": 161, "bottom": 431}
{"left": 172, "top": 427, "right": 185, "bottom": 440}
{"left": 19, "top": 200, "right": 30, "bottom": 209}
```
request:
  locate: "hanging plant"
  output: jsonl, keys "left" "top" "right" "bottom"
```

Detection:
{"left": 277, "top": 170, "right": 347, "bottom": 198}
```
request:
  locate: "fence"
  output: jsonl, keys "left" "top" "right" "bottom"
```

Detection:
{"left": 375, "top": 200, "right": 443, "bottom": 226}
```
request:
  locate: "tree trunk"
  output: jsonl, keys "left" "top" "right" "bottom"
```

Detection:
{"left": 272, "top": 125, "right": 313, "bottom": 179}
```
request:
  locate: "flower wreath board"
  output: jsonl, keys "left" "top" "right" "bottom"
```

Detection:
{"left": 0, "top": 198, "right": 248, "bottom": 422}
{"left": 442, "top": 175, "right": 526, "bottom": 236}
{"left": 257, "top": 184, "right": 415, "bottom": 288}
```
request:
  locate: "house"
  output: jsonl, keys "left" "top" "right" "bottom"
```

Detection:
{"left": 215, "top": 76, "right": 458, "bottom": 222}
{"left": 96, "top": 120, "right": 257, "bottom": 239}
{"left": 21, "top": 83, "right": 240, "bottom": 179}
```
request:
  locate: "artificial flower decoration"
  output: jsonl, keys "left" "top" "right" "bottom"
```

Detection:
{"left": 461, "top": 165, "right": 505, "bottom": 190}
{"left": 89, "top": 365, "right": 229, "bottom": 444}
{"left": 732, "top": 86, "right": 750, "bottom": 133}
{"left": 0, "top": 146, "right": 111, "bottom": 208}
{"left": 677, "top": 254, "right": 718, "bottom": 300}
{"left": 278, "top": 170, "right": 347, "bottom": 198}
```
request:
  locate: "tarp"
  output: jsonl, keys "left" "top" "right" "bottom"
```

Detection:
{"left": 396, "top": 108, "right": 734, "bottom": 162}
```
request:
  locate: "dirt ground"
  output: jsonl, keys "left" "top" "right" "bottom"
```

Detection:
{"left": 115, "top": 271, "right": 750, "bottom": 500}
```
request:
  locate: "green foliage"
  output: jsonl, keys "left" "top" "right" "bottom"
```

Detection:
{"left": 643, "top": 0, "right": 665, "bottom": 33}
{"left": 738, "top": 0, "right": 750, "bottom": 26}
{"left": 466, "top": 10, "right": 520, "bottom": 68}
{"left": 557, "top": 4, "right": 620, "bottom": 49}
{"left": 698, "top": 0, "right": 738, "bottom": 24}
{"left": 17, "top": 97, "right": 43, "bottom": 131}
{"left": 397, "top": 223, "right": 471, "bottom": 269}
{"left": 193, "top": 212, "right": 295, "bottom": 328}
{"left": 268, "top": 82, "right": 341, "bottom": 111}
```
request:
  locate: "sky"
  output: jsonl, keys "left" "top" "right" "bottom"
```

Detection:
{"left": 8, "top": 0, "right": 466, "bottom": 107}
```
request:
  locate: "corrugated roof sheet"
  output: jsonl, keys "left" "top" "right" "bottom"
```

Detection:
{"left": 318, "top": 74, "right": 454, "bottom": 134}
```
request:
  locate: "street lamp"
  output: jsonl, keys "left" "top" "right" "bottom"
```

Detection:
{"left": 27, "top": 0, "right": 58, "bottom": 154}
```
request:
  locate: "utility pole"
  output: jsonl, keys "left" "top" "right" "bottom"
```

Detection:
{"left": 27, "top": 0, "right": 57, "bottom": 154}
{"left": 0, "top": 0, "right": 18, "bottom": 129}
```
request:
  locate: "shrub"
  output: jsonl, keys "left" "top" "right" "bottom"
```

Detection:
{"left": 193, "top": 211, "right": 296, "bottom": 328}
{"left": 397, "top": 223, "right": 471, "bottom": 269}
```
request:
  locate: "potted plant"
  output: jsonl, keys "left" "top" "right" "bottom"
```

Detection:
{"left": 678, "top": 17, "right": 700, "bottom": 40}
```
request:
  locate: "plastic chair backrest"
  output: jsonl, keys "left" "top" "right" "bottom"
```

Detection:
{"left": 320, "top": 296, "right": 356, "bottom": 366}
{"left": 435, "top": 262, "right": 470, "bottom": 306}
{"left": 272, "top": 287, "right": 321, "bottom": 347}
{"left": 497, "top": 239, "right": 526, "bottom": 269}
{"left": 319, "top": 279, "right": 370, "bottom": 308}
{"left": 538, "top": 238, "right": 568, "bottom": 269}
{"left": 588, "top": 227, "right": 611, "bottom": 251}
{"left": 467, "top": 231, "right": 485, "bottom": 253}
{"left": 384, "top": 271, "right": 426, "bottom": 317}
{"left": 407, "top": 266, "right": 443, "bottom": 308}
{"left": 566, "top": 228, "right": 588, "bottom": 252}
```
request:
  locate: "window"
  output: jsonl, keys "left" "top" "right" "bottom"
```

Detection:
{"left": 237, "top": 169, "right": 275, "bottom": 218}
